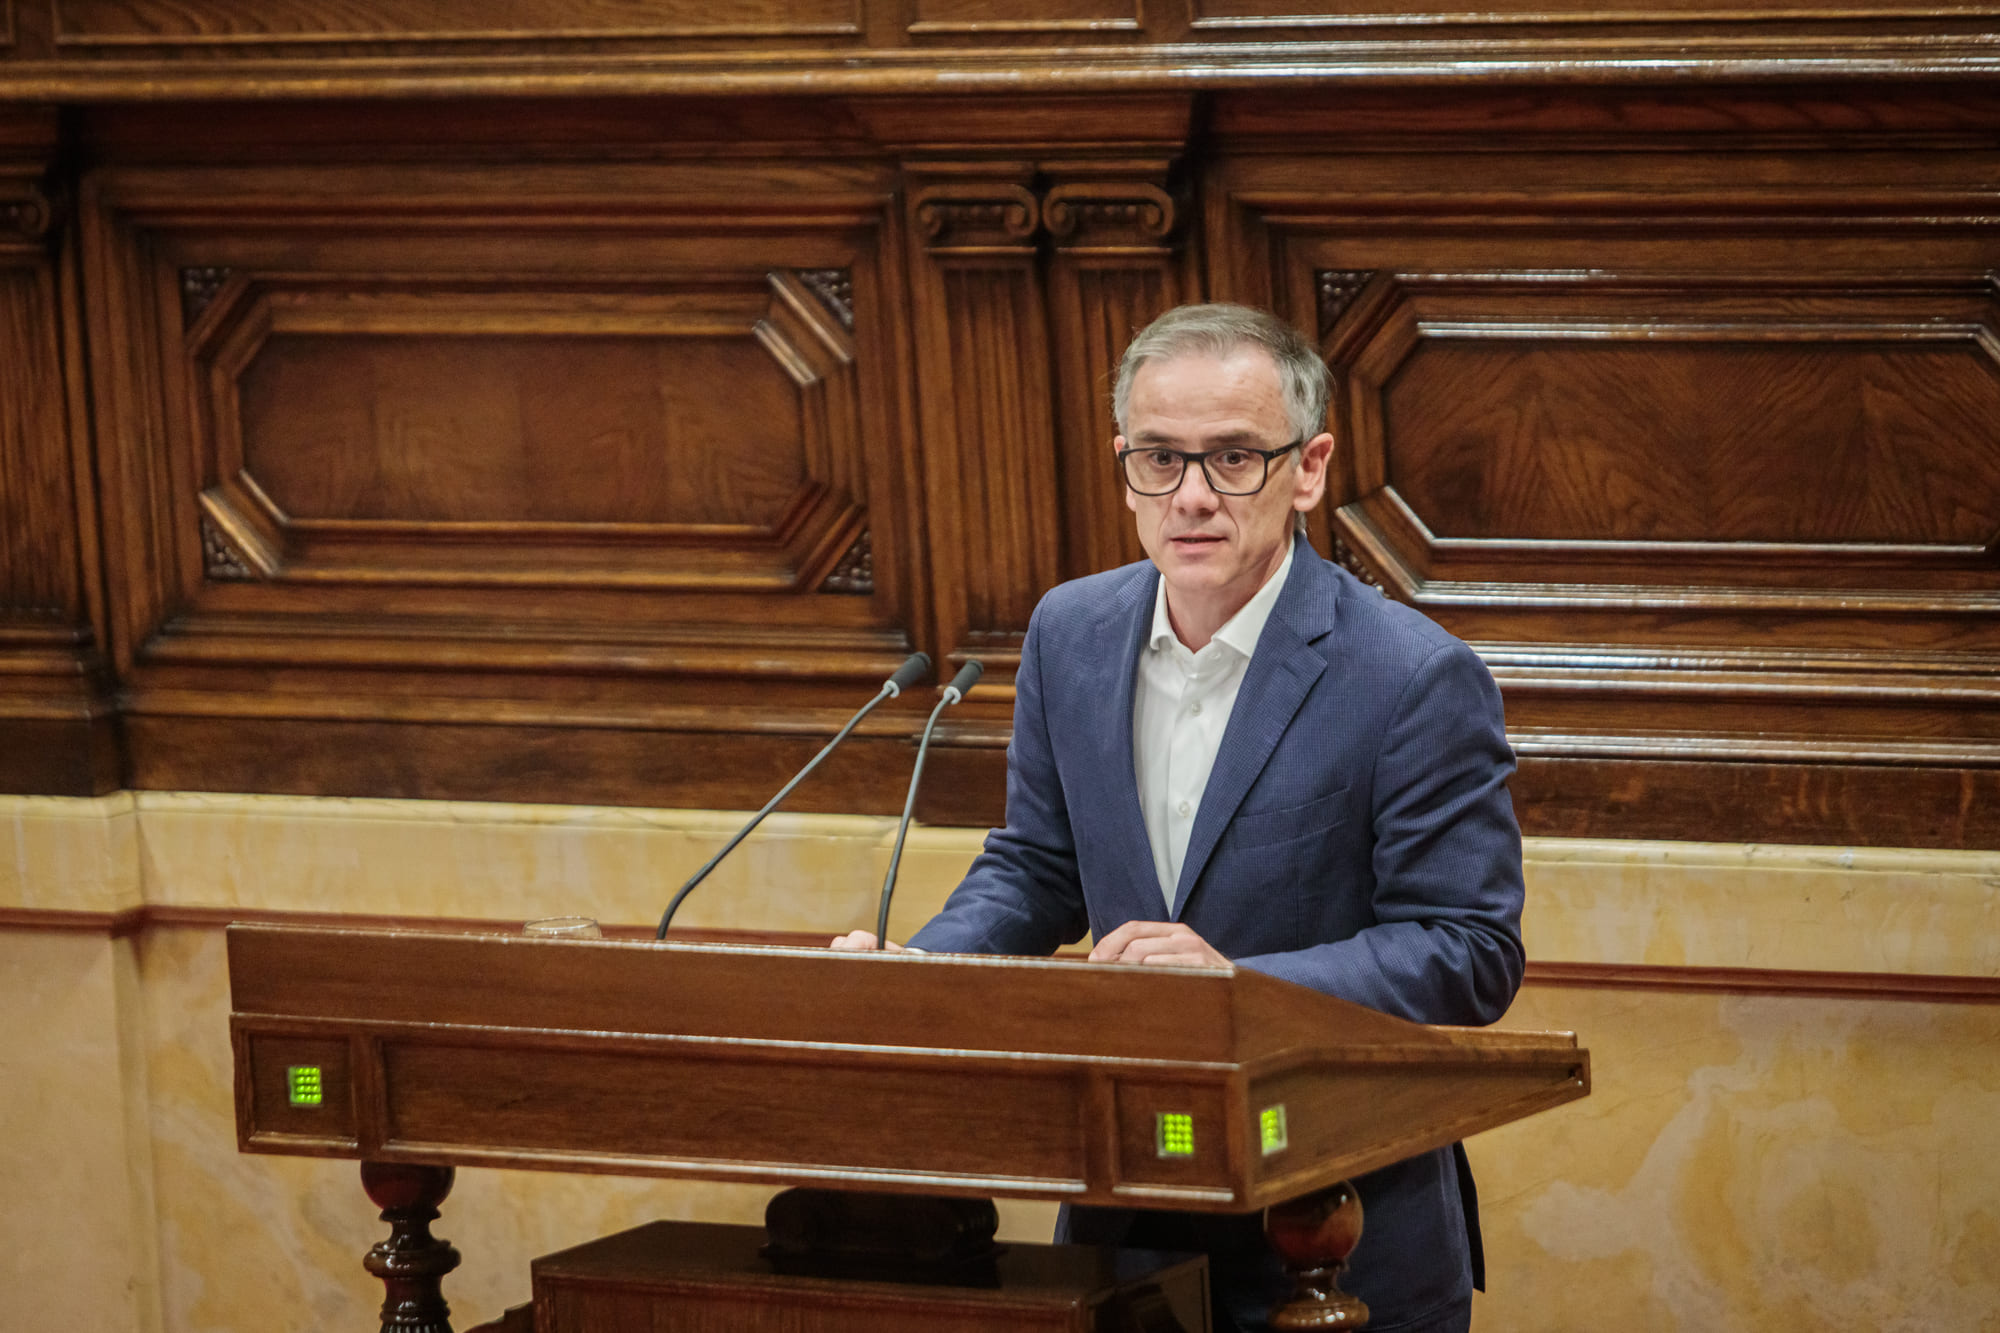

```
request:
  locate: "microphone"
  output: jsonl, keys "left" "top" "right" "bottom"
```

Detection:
{"left": 874, "top": 660, "right": 983, "bottom": 948}
{"left": 655, "top": 652, "right": 930, "bottom": 939}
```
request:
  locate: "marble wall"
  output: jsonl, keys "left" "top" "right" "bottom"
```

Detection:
{"left": 3, "top": 793, "right": 1996, "bottom": 1331}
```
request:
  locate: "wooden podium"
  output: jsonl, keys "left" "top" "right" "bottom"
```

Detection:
{"left": 228, "top": 925, "right": 1589, "bottom": 1330}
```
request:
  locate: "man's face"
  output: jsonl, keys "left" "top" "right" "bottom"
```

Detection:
{"left": 1115, "top": 347, "right": 1332, "bottom": 618}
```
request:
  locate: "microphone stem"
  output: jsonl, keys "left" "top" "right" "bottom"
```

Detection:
{"left": 875, "top": 694, "right": 951, "bottom": 948}
{"left": 656, "top": 684, "right": 893, "bottom": 939}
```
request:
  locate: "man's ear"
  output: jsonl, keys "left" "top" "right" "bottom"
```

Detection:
{"left": 1294, "top": 431, "right": 1336, "bottom": 512}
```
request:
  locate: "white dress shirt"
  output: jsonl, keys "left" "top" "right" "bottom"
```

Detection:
{"left": 1132, "top": 542, "right": 1296, "bottom": 910}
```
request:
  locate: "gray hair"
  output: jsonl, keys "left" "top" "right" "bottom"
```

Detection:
{"left": 1112, "top": 303, "right": 1331, "bottom": 443}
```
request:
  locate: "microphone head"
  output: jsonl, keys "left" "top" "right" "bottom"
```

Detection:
{"left": 942, "top": 659, "right": 984, "bottom": 704}
{"left": 883, "top": 652, "right": 932, "bottom": 698}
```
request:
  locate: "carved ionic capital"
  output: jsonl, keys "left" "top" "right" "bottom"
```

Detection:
{"left": 914, "top": 184, "right": 1040, "bottom": 248}
{"left": 1042, "top": 182, "right": 1177, "bottom": 246}
{"left": 2, "top": 183, "right": 54, "bottom": 243}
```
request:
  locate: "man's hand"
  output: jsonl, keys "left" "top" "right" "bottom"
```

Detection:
{"left": 828, "top": 930, "right": 903, "bottom": 952}
{"left": 1088, "top": 921, "right": 1230, "bottom": 968}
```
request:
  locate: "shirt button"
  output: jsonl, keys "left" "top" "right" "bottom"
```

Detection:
{"left": 1190, "top": 702, "right": 1203, "bottom": 716}
{"left": 1177, "top": 801, "right": 1191, "bottom": 817}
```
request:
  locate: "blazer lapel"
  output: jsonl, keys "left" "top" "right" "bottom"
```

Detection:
{"left": 1171, "top": 543, "right": 1338, "bottom": 920}
{"left": 1091, "top": 563, "right": 1168, "bottom": 920}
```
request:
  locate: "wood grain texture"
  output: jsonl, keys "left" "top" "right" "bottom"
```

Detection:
{"left": 1044, "top": 168, "right": 1189, "bottom": 583}
{"left": 65, "top": 135, "right": 934, "bottom": 810}
{"left": 9, "top": 4, "right": 2000, "bottom": 101}
{"left": 530, "top": 1220, "right": 1210, "bottom": 1333}
{"left": 0, "top": 111, "right": 117, "bottom": 792}
{"left": 906, "top": 173, "right": 1064, "bottom": 676}
{"left": 54, "top": 0, "right": 862, "bottom": 43}
{"left": 0, "top": 268, "right": 75, "bottom": 614}
{"left": 1207, "top": 115, "right": 2000, "bottom": 844}
{"left": 0, "top": 85, "right": 1997, "bottom": 844}
{"left": 227, "top": 924, "right": 1587, "bottom": 1208}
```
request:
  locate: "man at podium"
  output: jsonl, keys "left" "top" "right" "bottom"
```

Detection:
{"left": 835, "top": 303, "right": 1525, "bottom": 1333}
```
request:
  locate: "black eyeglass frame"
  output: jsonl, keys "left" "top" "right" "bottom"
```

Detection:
{"left": 1114, "top": 439, "right": 1306, "bottom": 497}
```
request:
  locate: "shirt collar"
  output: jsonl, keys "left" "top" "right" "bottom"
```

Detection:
{"left": 1147, "top": 538, "right": 1297, "bottom": 659}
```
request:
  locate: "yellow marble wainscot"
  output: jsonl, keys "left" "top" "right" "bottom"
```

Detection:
{"left": 2, "top": 792, "right": 1998, "bottom": 1331}
{"left": 1472, "top": 983, "right": 2000, "bottom": 1333}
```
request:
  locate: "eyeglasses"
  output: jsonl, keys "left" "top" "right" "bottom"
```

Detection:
{"left": 1116, "top": 440, "right": 1303, "bottom": 497}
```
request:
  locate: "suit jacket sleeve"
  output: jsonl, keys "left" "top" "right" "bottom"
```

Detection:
{"left": 908, "top": 604, "right": 1091, "bottom": 955}
{"left": 1232, "top": 638, "right": 1526, "bottom": 1027}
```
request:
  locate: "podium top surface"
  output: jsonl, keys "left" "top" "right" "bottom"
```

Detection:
{"left": 228, "top": 923, "right": 1540, "bottom": 1071}
{"left": 227, "top": 924, "right": 1586, "bottom": 1209}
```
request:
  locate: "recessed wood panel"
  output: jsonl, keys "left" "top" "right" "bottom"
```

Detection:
{"left": 187, "top": 271, "right": 868, "bottom": 590}
{"left": 383, "top": 1040, "right": 1087, "bottom": 1181}
{"left": 239, "top": 332, "right": 804, "bottom": 527}
{"left": 1385, "top": 338, "right": 2000, "bottom": 546}
{"left": 55, "top": 0, "right": 859, "bottom": 44}
{"left": 1190, "top": 0, "right": 1997, "bottom": 21}
{"left": 911, "top": 0, "right": 1139, "bottom": 32}
{"left": 0, "top": 268, "right": 75, "bottom": 615}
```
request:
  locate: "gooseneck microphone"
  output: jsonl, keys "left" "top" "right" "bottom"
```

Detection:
{"left": 655, "top": 652, "right": 931, "bottom": 939}
{"left": 874, "top": 659, "right": 983, "bottom": 949}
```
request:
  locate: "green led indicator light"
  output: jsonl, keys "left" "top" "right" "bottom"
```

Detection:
{"left": 1259, "top": 1104, "right": 1289, "bottom": 1156}
{"left": 1156, "top": 1112, "right": 1195, "bottom": 1158}
{"left": 287, "top": 1065, "right": 324, "bottom": 1108}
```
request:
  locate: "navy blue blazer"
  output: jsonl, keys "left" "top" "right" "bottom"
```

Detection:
{"left": 911, "top": 539, "right": 1526, "bottom": 1328}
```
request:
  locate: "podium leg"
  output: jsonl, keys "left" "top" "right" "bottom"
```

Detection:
{"left": 1265, "top": 1180, "right": 1370, "bottom": 1329}
{"left": 361, "top": 1161, "right": 462, "bottom": 1333}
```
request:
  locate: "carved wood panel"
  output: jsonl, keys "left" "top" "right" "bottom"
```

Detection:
{"left": 1044, "top": 169, "right": 1190, "bottom": 582}
{"left": 1209, "top": 104, "right": 2000, "bottom": 838}
{"left": 4, "top": 84, "right": 2000, "bottom": 845}
{"left": 0, "top": 107, "right": 116, "bottom": 794}
{"left": 8, "top": 0, "right": 1996, "bottom": 94}
{"left": 191, "top": 273, "right": 865, "bottom": 592}
{"left": 52, "top": 0, "right": 863, "bottom": 44}
{"left": 905, "top": 171, "right": 1064, "bottom": 679}
{"left": 74, "top": 139, "right": 928, "bottom": 802}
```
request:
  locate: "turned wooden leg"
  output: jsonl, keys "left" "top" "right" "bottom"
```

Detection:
{"left": 361, "top": 1161, "right": 461, "bottom": 1333}
{"left": 1265, "top": 1180, "right": 1369, "bottom": 1330}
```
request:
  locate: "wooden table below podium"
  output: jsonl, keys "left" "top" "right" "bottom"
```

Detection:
{"left": 496, "top": 1219, "right": 1209, "bottom": 1333}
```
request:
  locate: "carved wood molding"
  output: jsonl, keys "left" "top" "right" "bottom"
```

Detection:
{"left": 795, "top": 268, "right": 854, "bottom": 330}
{"left": 915, "top": 180, "right": 1183, "bottom": 253}
{"left": 198, "top": 514, "right": 257, "bottom": 581}
{"left": 1315, "top": 270, "right": 1374, "bottom": 339}
{"left": 179, "top": 266, "right": 231, "bottom": 328}
{"left": 819, "top": 529, "right": 873, "bottom": 595}
{"left": 1042, "top": 182, "right": 1177, "bottom": 247}
{"left": 1330, "top": 531, "right": 1388, "bottom": 595}
{"left": 913, "top": 184, "right": 1040, "bottom": 249}
{"left": 1, "top": 183, "right": 54, "bottom": 244}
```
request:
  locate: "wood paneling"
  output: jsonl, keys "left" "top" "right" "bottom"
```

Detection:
{"left": 7, "top": 0, "right": 1999, "bottom": 99}
{"left": 909, "top": 0, "right": 1141, "bottom": 33}
{"left": 0, "top": 106, "right": 115, "bottom": 793}
{"left": 0, "top": 70, "right": 1996, "bottom": 844}
{"left": 1187, "top": 0, "right": 1997, "bottom": 21}
{"left": 1045, "top": 167, "right": 1189, "bottom": 582}
{"left": 905, "top": 168, "right": 1063, "bottom": 678}
{"left": 1202, "top": 93, "right": 2000, "bottom": 844}
{"left": 52, "top": 0, "right": 862, "bottom": 44}
{"left": 72, "top": 132, "right": 930, "bottom": 799}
